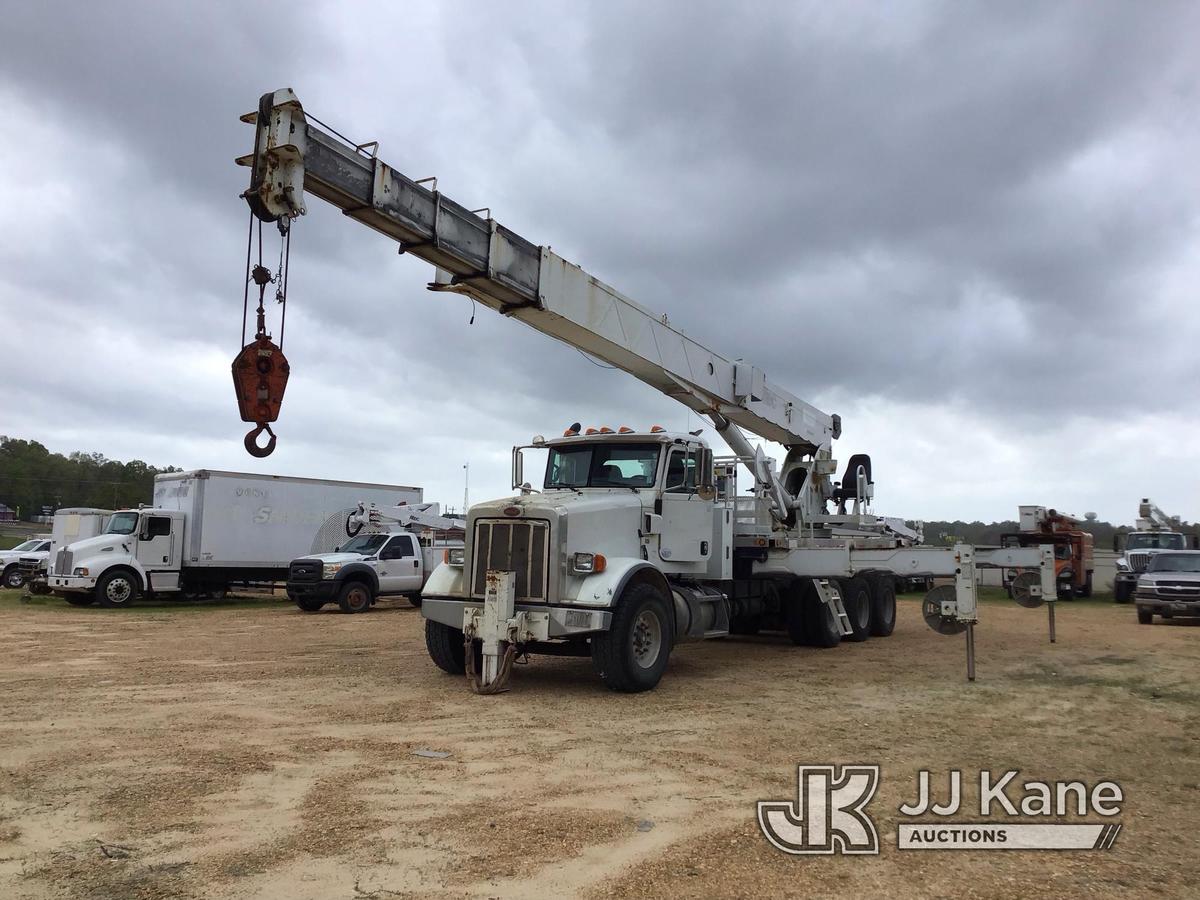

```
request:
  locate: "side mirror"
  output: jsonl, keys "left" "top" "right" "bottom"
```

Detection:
{"left": 511, "top": 447, "right": 524, "bottom": 490}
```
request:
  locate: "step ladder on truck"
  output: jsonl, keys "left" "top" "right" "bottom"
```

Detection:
{"left": 234, "top": 88, "right": 1057, "bottom": 692}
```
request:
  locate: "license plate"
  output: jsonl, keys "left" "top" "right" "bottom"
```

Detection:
{"left": 1173, "top": 602, "right": 1191, "bottom": 613}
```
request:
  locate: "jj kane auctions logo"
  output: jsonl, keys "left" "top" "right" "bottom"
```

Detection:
{"left": 758, "top": 766, "right": 1123, "bottom": 854}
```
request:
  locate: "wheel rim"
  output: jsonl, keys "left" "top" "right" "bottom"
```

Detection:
{"left": 106, "top": 578, "right": 132, "bottom": 604}
{"left": 631, "top": 609, "right": 663, "bottom": 669}
{"left": 348, "top": 587, "right": 368, "bottom": 610}
{"left": 5, "top": 571, "right": 21, "bottom": 588}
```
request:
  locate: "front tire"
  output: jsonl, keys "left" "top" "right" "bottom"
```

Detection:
{"left": 591, "top": 582, "right": 672, "bottom": 693}
{"left": 96, "top": 570, "right": 139, "bottom": 608}
{"left": 839, "top": 577, "right": 872, "bottom": 642}
{"left": 291, "top": 592, "right": 325, "bottom": 612}
{"left": 65, "top": 594, "right": 94, "bottom": 607}
{"left": 1077, "top": 573, "right": 1093, "bottom": 599}
{"left": 336, "top": 581, "right": 373, "bottom": 613}
{"left": 2, "top": 565, "right": 24, "bottom": 590}
{"left": 1137, "top": 606, "right": 1153, "bottom": 625}
{"left": 1114, "top": 582, "right": 1133, "bottom": 604}
{"left": 426, "top": 619, "right": 467, "bottom": 674}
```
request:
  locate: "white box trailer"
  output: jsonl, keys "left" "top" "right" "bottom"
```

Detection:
{"left": 48, "top": 470, "right": 422, "bottom": 607}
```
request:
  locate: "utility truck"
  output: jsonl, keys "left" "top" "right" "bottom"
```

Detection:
{"left": 287, "top": 502, "right": 464, "bottom": 613}
{"left": 48, "top": 470, "right": 421, "bottom": 607}
{"left": 235, "top": 88, "right": 1056, "bottom": 691}
{"left": 1113, "top": 499, "right": 1192, "bottom": 604}
{"left": 1001, "top": 506, "right": 1094, "bottom": 599}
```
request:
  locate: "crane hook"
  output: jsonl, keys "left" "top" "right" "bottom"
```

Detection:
{"left": 244, "top": 422, "right": 277, "bottom": 458}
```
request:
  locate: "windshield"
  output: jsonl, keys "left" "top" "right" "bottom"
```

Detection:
{"left": 105, "top": 512, "right": 139, "bottom": 535}
{"left": 1147, "top": 553, "right": 1200, "bottom": 573}
{"left": 339, "top": 534, "right": 388, "bottom": 555}
{"left": 10, "top": 539, "right": 40, "bottom": 552}
{"left": 545, "top": 443, "right": 662, "bottom": 489}
{"left": 1126, "top": 533, "right": 1186, "bottom": 551}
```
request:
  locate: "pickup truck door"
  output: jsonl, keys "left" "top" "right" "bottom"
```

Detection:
{"left": 378, "top": 535, "right": 423, "bottom": 594}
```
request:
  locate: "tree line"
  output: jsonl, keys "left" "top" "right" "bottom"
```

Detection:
{"left": 918, "top": 517, "right": 1200, "bottom": 550}
{"left": 0, "top": 436, "right": 179, "bottom": 518}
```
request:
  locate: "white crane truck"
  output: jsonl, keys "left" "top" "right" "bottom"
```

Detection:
{"left": 237, "top": 88, "right": 1055, "bottom": 692}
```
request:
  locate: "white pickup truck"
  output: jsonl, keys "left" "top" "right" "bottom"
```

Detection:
{"left": 2, "top": 538, "right": 50, "bottom": 589}
{"left": 286, "top": 530, "right": 453, "bottom": 613}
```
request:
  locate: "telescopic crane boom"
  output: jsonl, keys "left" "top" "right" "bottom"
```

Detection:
{"left": 238, "top": 89, "right": 836, "bottom": 522}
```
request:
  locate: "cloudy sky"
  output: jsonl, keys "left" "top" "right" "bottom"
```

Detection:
{"left": 2, "top": 1, "right": 1198, "bottom": 524}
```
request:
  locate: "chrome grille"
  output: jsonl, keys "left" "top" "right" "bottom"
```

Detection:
{"left": 1127, "top": 551, "right": 1152, "bottom": 573}
{"left": 54, "top": 548, "right": 73, "bottom": 577}
{"left": 471, "top": 519, "right": 549, "bottom": 602}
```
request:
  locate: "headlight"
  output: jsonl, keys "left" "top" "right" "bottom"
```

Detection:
{"left": 73, "top": 567, "right": 89, "bottom": 576}
{"left": 1059, "top": 569, "right": 1073, "bottom": 579}
{"left": 572, "top": 552, "right": 607, "bottom": 574}
{"left": 443, "top": 548, "right": 465, "bottom": 566}
{"left": 322, "top": 563, "right": 343, "bottom": 579}
{"left": 1115, "top": 560, "right": 1129, "bottom": 571}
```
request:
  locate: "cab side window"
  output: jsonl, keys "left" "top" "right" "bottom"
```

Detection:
{"left": 382, "top": 536, "right": 415, "bottom": 559}
{"left": 664, "top": 449, "right": 696, "bottom": 493}
{"left": 145, "top": 517, "right": 171, "bottom": 538}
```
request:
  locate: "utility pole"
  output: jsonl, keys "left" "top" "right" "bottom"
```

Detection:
{"left": 462, "top": 462, "right": 469, "bottom": 514}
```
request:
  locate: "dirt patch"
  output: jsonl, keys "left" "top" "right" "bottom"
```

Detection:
{"left": 0, "top": 589, "right": 1197, "bottom": 898}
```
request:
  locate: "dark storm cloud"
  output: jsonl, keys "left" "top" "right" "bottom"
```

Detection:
{"left": 1, "top": 1, "right": 1198, "bottom": 520}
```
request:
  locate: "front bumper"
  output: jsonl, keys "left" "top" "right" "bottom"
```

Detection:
{"left": 50, "top": 574, "right": 97, "bottom": 592}
{"left": 286, "top": 580, "right": 341, "bottom": 602}
{"left": 1135, "top": 595, "right": 1200, "bottom": 616}
{"left": 1115, "top": 572, "right": 1138, "bottom": 586}
{"left": 422, "top": 597, "right": 612, "bottom": 637}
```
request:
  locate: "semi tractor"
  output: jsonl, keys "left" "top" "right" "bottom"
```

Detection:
{"left": 1113, "top": 499, "right": 1191, "bottom": 604}
{"left": 235, "top": 88, "right": 1055, "bottom": 691}
{"left": 47, "top": 470, "right": 422, "bottom": 607}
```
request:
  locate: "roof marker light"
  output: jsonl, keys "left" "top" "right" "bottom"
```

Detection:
{"left": 585, "top": 427, "right": 599, "bottom": 435}
{"left": 599, "top": 426, "right": 614, "bottom": 434}
{"left": 650, "top": 425, "right": 665, "bottom": 433}
{"left": 618, "top": 426, "right": 634, "bottom": 434}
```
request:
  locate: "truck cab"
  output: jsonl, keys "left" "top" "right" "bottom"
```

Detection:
{"left": 421, "top": 427, "right": 730, "bottom": 690}
{"left": 287, "top": 530, "right": 448, "bottom": 613}
{"left": 47, "top": 508, "right": 186, "bottom": 606}
{"left": 1001, "top": 530, "right": 1094, "bottom": 598}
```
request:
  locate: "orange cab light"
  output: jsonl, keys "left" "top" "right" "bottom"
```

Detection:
{"left": 618, "top": 426, "right": 634, "bottom": 433}
{"left": 599, "top": 426, "right": 614, "bottom": 434}
{"left": 593, "top": 553, "right": 607, "bottom": 573}
{"left": 563, "top": 427, "right": 579, "bottom": 436}
{"left": 585, "top": 427, "right": 599, "bottom": 435}
{"left": 650, "top": 425, "right": 665, "bottom": 433}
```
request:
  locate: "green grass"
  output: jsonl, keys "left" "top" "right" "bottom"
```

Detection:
{"left": 0, "top": 587, "right": 289, "bottom": 613}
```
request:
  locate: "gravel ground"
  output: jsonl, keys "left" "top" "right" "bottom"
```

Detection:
{"left": 0, "top": 588, "right": 1196, "bottom": 899}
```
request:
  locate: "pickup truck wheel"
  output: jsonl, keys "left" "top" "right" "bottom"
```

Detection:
{"left": 1114, "top": 582, "right": 1132, "bottom": 604}
{"left": 291, "top": 592, "right": 325, "bottom": 612}
{"left": 64, "top": 595, "right": 94, "bottom": 607}
{"left": 805, "top": 581, "right": 842, "bottom": 648}
{"left": 406, "top": 594, "right": 423, "bottom": 609}
{"left": 96, "top": 570, "right": 139, "bottom": 608}
{"left": 839, "top": 577, "right": 872, "bottom": 642}
{"left": 3, "top": 566, "right": 24, "bottom": 589}
{"left": 426, "top": 620, "right": 467, "bottom": 674}
{"left": 591, "top": 582, "right": 672, "bottom": 693}
{"left": 867, "top": 575, "right": 896, "bottom": 637}
{"left": 1136, "top": 606, "right": 1153, "bottom": 625}
{"left": 336, "top": 581, "right": 372, "bottom": 613}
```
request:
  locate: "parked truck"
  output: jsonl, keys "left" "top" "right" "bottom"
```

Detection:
{"left": 1113, "top": 499, "right": 1191, "bottom": 604}
{"left": 47, "top": 470, "right": 422, "bottom": 607}
{"left": 287, "top": 502, "right": 464, "bottom": 613}
{"left": 1001, "top": 506, "right": 1094, "bottom": 599}
{"left": 19, "top": 508, "right": 112, "bottom": 595}
{"left": 234, "top": 89, "right": 1055, "bottom": 691}
{"left": 2, "top": 536, "right": 50, "bottom": 589}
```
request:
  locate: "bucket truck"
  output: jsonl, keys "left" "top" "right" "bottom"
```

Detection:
{"left": 1113, "top": 499, "right": 1192, "bottom": 604}
{"left": 236, "top": 88, "right": 1056, "bottom": 691}
{"left": 1001, "top": 506, "right": 1094, "bottom": 599}
{"left": 287, "top": 502, "right": 464, "bottom": 613}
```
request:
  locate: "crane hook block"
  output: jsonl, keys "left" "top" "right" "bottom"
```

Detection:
{"left": 232, "top": 336, "right": 290, "bottom": 457}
